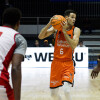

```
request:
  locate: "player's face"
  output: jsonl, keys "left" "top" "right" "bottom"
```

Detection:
{"left": 67, "top": 13, "right": 76, "bottom": 26}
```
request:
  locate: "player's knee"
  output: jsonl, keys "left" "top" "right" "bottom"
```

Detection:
{"left": 64, "top": 88, "right": 70, "bottom": 96}
{"left": 63, "top": 82, "right": 71, "bottom": 93}
{"left": 64, "top": 86, "right": 71, "bottom": 98}
{"left": 64, "top": 89, "right": 70, "bottom": 94}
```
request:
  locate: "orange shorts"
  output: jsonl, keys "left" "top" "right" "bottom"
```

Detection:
{"left": 50, "top": 59, "right": 74, "bottom": 88}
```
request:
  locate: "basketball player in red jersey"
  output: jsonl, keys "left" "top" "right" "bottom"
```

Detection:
{"left": 0, "top": 8, "right": 27, "bottom": 100}
{"left": 38, "top": 10, "right": 80, "bottom": 100}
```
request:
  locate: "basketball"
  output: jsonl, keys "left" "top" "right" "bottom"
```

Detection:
{"left": 51, "top": 15, "right": 66, "bottom": 30}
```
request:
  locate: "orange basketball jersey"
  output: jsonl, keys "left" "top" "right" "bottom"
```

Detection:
{"left": 54, "top": 26, "right": 75, "bottom": 60}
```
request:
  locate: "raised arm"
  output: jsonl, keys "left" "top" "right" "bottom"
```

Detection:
{"left": 38, "top": 17, "right": 55, "bottom": 39}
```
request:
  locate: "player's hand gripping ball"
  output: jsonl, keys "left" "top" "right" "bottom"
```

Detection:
{"left": 51, "top": 15, "right": 66, "bottom": 31}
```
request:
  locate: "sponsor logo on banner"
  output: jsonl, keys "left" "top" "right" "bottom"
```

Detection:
{"left": 22, "top": 47, "right": 88, "bottom": 68}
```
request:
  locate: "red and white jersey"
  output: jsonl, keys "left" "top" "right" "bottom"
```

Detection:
{"left": 0, "top": 26, "right": 19, "bottom": 82}
{"left": 54, "top": 26, "right": 75, "bottom": 61}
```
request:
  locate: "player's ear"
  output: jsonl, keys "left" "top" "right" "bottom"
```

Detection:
{"left": 17, "top": 21, "right": 20, "bottom": 26}
{"left": 16, "top": 21, "right": 20, "bottom": 28}
{"left": 15, "top": 21, "right": 20, "bottom": 30}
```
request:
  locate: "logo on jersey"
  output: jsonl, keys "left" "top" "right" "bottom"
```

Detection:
{"left": 57, "top": 40, "right": 70, "bottom": 47}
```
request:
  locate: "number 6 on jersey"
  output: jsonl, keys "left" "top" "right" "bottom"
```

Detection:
{"left": 60, "top": 48, "right": 63, "bottom": 55}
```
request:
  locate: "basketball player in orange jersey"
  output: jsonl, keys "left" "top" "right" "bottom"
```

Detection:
{"left": 91, "top": 55, "right": 100, "bottom": 79}
{"left": 0, "top": 8, "right": 27, "bottom": 100}
{"left": 38, "top": 9, "right": 81, "bottom": 100}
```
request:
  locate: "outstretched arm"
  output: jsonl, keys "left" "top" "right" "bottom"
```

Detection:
{"left": 91, "top": 55, "right": 100, "bottom": 79}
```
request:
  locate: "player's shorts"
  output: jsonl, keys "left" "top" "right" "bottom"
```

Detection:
{"left": 0, "top": 78, "right": 15, "bottom": 100}
{"left": 50, "top": 59, "right": 74, "bottom": 88}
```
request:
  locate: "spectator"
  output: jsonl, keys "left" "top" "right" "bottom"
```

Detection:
{"left": 77, "top": 40, "right": 86, "bottom": 47}
{"left": 34, "top": 40, "right": 40, "bottom": 47}
{"left": 43, "top": 40, "right": 50, "bottom": 47}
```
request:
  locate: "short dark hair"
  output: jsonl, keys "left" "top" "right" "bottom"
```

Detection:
{"left": 2, "top": 7, "right": 22, "bottom": 26}
{"left": 64, "top": 9, "right": 76, "bottom": 17}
